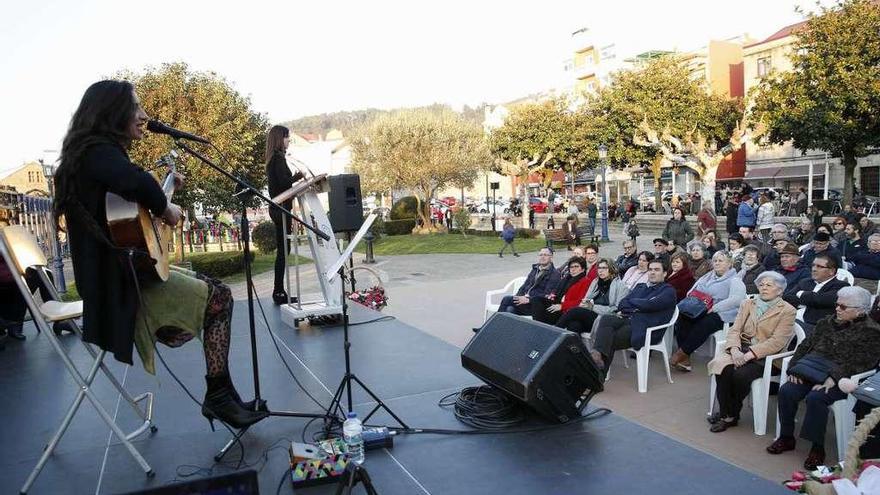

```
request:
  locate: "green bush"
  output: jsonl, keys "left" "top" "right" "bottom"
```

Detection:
{"left": 189, "top": 251, "right": 246, "bottom": 279}
{"left": 369, "top": 216, "right": 385, "bottom": 237}
{"left": 516, "top": 228, "right": 540, "bottom": 239}
{"left": 252, "top": 221, "right": 276, "bottom": 254}
{"left": 390, "top": 196, "right": 425, "bottom": 220}
{"left": 384, "top": 219, "right": 416, "bottom": 235}
{"left": 453, "top": 209, "right": 472, "bottom": 232}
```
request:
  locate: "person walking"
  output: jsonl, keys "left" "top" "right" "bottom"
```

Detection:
{"left": 586, "top": 199, "right": 598, "bottom": 236}
{"left": 756, "top": 193, "right": 775, "bottom": 242}
{"left": 498, "top": 218, "right": 519, "bottom": 258}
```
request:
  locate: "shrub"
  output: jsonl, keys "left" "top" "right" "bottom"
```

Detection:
{"left": 252, "top": 221, "right": 276, "bottom": 253}
{"left": 369, "top": 215, "right": 385, "bottom": 237}
{"left": 189, "top": 251, "right": 245, "bottom": 279}
{"left": 453, "top": 209, "right": 472, "bottom": 232}
{"left": 384, "top": 219, "right": 416, "bottom": 235}
{"left": 516, "top": 228, "right": 540, "bottom": 239}
{"left": 390, "top": 196, "right": 425, "bottom": 220}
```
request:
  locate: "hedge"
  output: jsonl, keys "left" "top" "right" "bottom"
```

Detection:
{"left": 252, "top": 221, "right": 276, "bottom": 253}
{"left": 189, "top": 251, "right": 246, "bottom": 279}
{"left": 384, "top": 219, "right": 416, "bottom": 235}
{"left": 390, "top": 196, "right": 425, "bottom": 220}
{"left": 447, "top": 228, "right": 540, "bottom": 239}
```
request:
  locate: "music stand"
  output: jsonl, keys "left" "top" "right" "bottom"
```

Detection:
{"left": 323, "top": 216, "right": 409, "bottom": 429}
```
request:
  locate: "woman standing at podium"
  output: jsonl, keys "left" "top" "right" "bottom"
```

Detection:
{"left": 265, "top": 125, "right": 303, "bottom": 305}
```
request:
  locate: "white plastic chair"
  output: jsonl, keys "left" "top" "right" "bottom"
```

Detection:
{"left": 708, "top": 323, "right": 805, "bottom": 436}
{"left": 484, "top": 276, "right": 526, "bottom": 321}
{"left": 776, "top": 360, "right": 877, "bottom": 461}
{"left": 617, "top": 306, "right": 679, "bottom": 393}
{"left": 836, "top": 268, "right": 854, "bottom": 285}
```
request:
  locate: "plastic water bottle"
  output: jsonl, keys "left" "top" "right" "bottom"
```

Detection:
{"left": 342, "top": 412, "right": 365, "bottom": 464}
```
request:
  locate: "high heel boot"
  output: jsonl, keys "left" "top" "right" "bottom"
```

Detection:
{"left": 202, "top": 374, "right": 268, "bottom": 430}
{"left": 221, "top": 373, "right": 266, "bottom": 412}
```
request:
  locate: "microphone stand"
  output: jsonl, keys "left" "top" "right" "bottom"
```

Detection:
{"left": 173, "top": 141, "right": 339, "bottom": 461}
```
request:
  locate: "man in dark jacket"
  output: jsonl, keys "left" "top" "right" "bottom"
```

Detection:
{"left": 776, "top": 242, "right": 811, "bottom": 292}
{"left": 496, "top": 247, "right": 561, "bottom": 316}
{"left": 615, "top": 240, "right": 639, "bottom": 278}
{"left": 850, "top": 233, "right": 880, "bottom": 280}
{"left": 588, "top": 259, "right": 677, "bottom": 373}
{"left": 799, "top": 232, "right": 844, "bottom": 271}
{"left": 739, "top": 226, "right": 772, "bottom": 262}
{"left": 725, "top": 194, "right": 740, "bottom": 235}
{"left": 840, "top": 222, "right": 866, "bottom": 259}
{"left": 783, "top": 253, "right": 850, "bottom": 331}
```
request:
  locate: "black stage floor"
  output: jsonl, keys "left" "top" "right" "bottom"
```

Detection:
{"left": 0, "top": 300, "right": 790, "bottom": 494}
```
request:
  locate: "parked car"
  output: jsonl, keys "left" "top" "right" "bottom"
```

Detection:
{"left": 440, "top": 196, "right": 457, "bottom": 207}
{"left": 528, "top": 197, "right": 549, "bottom": 214}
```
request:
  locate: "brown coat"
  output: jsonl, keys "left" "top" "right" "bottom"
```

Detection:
{"left": 707, "top": 298, "right": 796, "bottom": 376}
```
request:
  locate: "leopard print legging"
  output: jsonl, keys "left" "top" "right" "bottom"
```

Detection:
{"left": 201, "top": 276, "right": 233, "bottom": 377}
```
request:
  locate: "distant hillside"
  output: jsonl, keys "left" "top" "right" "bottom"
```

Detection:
{"left": 280, "top": 103, "right": 489, "bottom": 138}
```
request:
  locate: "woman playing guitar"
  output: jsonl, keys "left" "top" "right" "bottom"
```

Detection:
{"left": 53, "top": 80, "right": 267, "bottom": 429}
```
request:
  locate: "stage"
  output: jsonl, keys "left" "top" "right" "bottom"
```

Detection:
{"left": 0, "top": 300, "right": 791, "bottom": 494}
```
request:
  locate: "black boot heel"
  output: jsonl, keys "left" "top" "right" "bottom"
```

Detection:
{"left": 203, "top": 374, "right": 269, "bottom": 429}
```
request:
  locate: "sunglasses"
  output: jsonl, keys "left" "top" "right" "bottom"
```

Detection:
{"left": 836, "top": 303, "right": 856, "bottom": 310}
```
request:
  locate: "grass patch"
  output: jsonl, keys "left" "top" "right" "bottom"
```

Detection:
{"left": 356, "top": 233, "right": 548, "bottom": 255}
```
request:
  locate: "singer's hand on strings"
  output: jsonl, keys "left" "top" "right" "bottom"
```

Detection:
{"left": 163, "top": 203, "right": 183, "bottom": 226}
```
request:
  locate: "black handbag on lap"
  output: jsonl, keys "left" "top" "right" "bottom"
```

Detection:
{"left": 788, "top": 354, "right": 835, "bottom": 384}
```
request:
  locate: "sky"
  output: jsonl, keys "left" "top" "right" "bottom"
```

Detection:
{"left": 0, "top": 0, "right": 822, "bottom": 174}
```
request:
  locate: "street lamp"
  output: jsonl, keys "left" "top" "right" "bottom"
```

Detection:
{"left": 39, "top": 152, "right": 66, "bottom": 294}
{"left": 597, "top": 144, "right": 610, "bottom": 242}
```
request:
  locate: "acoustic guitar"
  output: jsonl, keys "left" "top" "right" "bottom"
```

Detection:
{"left": 105, "top": 151, "right": 179, "bottom": 282}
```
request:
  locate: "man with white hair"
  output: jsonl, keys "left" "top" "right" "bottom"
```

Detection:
{"left": 791, "top": 219, "right": 815, "bottom": 246}
{"left": 768, "top": 286, "right": 880, "bottom": 470}
{"left": 850, "top": 233, "right": 880, "bottom": 281}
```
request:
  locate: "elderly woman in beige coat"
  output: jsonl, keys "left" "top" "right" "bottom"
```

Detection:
{"left": 706, "top": 271, "right": 796, "bottom": 432}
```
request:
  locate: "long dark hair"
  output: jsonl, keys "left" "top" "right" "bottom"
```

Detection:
{"left": 55, "top": 80, "right": 138, "bottom": 223}
{"left": 264, "top": 125, "right": 290, "bottom": 164}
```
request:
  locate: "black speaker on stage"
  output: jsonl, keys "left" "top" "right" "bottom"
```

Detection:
{"left": 461, "top": 313, "right": 604, "bottom": 423}
{"left": 328, "top": 174, "right": 363, "bottom": 233}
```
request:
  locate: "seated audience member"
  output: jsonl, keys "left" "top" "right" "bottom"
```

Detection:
{"left": 816, "top": 223, "right": 837, "bottom": 247}
{"left": 840, "top": 222, "right": 866, "bottom": 259}
{"left": 738, "top": 226, "right": 772, "bottom": 261}
{"left": 783, "top": 253, "right": 850, "bottom": 331}
{"left": 701, "top": 232, "right": 725, "bottom": 257}
{"left": 738, "top": 245, "right": 766, "bottom": 295}
{"left": 727, "top": 233, "right": 746, "bottom": 271}
{"left": 622, "top": 251, "right": 654, "bottom": 290}
{"left": 533, "top": 256, "right": 588, "bottom": 325}
{"left": 767, "top": 286, "right": 880, "bottom": 470}
{"left": 849, "top": 233, "right": 880, "bottom": 280}
{"left": 799, "top": 232, "right": 843, "bottom": 271}
{"left": 770, "top": 223, "right": 790, "bottom": 244}
{"left": 688, "top": 241, "right": 712, "bottom": 279}
{"left": 587, "top": 259, "right": 676, "bottom": 375}
{"left": 775, "top": 242, "right": 811, "bottom": 292}
{"left": 563, "top": 215, "right": 581, "bottom": 250}
{"left": 791, "top": 219, "right": 815, "bottom": 246}
{"left": 556, "top": 259, "right": 628, "bottom": 334}
{"left": 707, "top": 271, "right": 796, "bottom": 432}
{"left": 842, "top": 205, "right": 858, "bottom": 226}
{"left": 653, "top": 238, "right": 672, "bottom": 269}
{"left": 615, "top": 240, "right": 639, "bottom": 279}
{"left": 831, "top": 217, "right": 849, "bottom": 247}
{"left": 872, "top": 293, "right": 880, "bottom": 324}
{"left": 494, "top": 247, "right": 561, "bottom": 317}
{"left": 859, "top": 215, "right": 878, "bottom": 238}
{"left": 670, "top": 250, "right": 746, "bottom": 372}
{"left": 666, "top": 252, "right": 695, "bottom": 301}
{"left": 840, "top": 376, "right": 880, "bottom": 460}
{"left": 557, "top": 246, "right": 585, "bottom": 279}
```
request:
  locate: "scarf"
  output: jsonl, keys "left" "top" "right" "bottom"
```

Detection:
{"left": 593, "top": 276, "right": 613, "bottom": 306}
{"left": 755, "top": 297, "right": 781, "bottom": 318}
{"left": 557, "top": 270, "right": 586, "bottom": 299}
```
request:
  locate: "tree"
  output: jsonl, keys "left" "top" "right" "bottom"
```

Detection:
{"left": 120, "top": 62, "right": 270, "bottom": 216}
{"left": 349, "top": 109, "right": 490, "bottom": 233}
{"left": 489, "top": 97, "right": 601, "bottom": 221}
{"left": 590, "top": 56, "right": 742, "bottom": 207}
{"left": 751, "top": 0, "right": 880, "bottom": 206}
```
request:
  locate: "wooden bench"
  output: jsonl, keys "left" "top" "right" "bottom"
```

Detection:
{"left": 543, "top": 227, "right": 600, "bottom": 249}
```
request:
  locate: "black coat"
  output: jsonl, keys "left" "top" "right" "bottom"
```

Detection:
{"left": 782, "top": 277, "right": 850, "bottom": 325}
{"left": 265, "top": 150, "right": 302, "bottom": 224}
{"left": 66, "top": 143, "right": 168, "bottom": 366}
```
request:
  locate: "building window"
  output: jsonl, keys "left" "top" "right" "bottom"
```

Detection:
{"left": 757, "top": 57, "right": 771, "bottom": 78}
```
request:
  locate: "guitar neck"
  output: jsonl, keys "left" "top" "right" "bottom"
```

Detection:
{"left": 161, "top": 173, "right": 176, "bottom": 200}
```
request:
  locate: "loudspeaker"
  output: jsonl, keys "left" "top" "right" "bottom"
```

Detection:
{"left": 328, "top": 174, "right": 364, "bottom": 233}
{"left": 461, "top": 313, "right": 604, "bottom": 423}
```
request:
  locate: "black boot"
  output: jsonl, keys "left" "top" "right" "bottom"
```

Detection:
{"left": 7, "top": 325, "right": 25, "bottom": 341}
{"left": 202, "top": 374, "right": 268, "bottom": 430}
{"left": 272, "top": 289, "right": 298, "bottom": 306}
{"left": 221, "top": 373, "right": 266, "bottom": 412}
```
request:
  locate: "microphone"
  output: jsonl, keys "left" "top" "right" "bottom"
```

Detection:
{"left": 147, "top": 120, "right": 211, "bottom": 144}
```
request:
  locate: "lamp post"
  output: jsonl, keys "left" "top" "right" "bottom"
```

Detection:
{"left": 597, "top": 144, "right": 610, "bottom": 242}
{"left": 39, "top": 153, "right": 66, "bottom": 294}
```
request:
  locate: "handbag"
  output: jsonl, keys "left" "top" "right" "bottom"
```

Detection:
{"left": 788, "top": 353, "right": 836, "bottom": 384}
{"left": 677, "top": 289, "right": 714, "bottom": 319}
